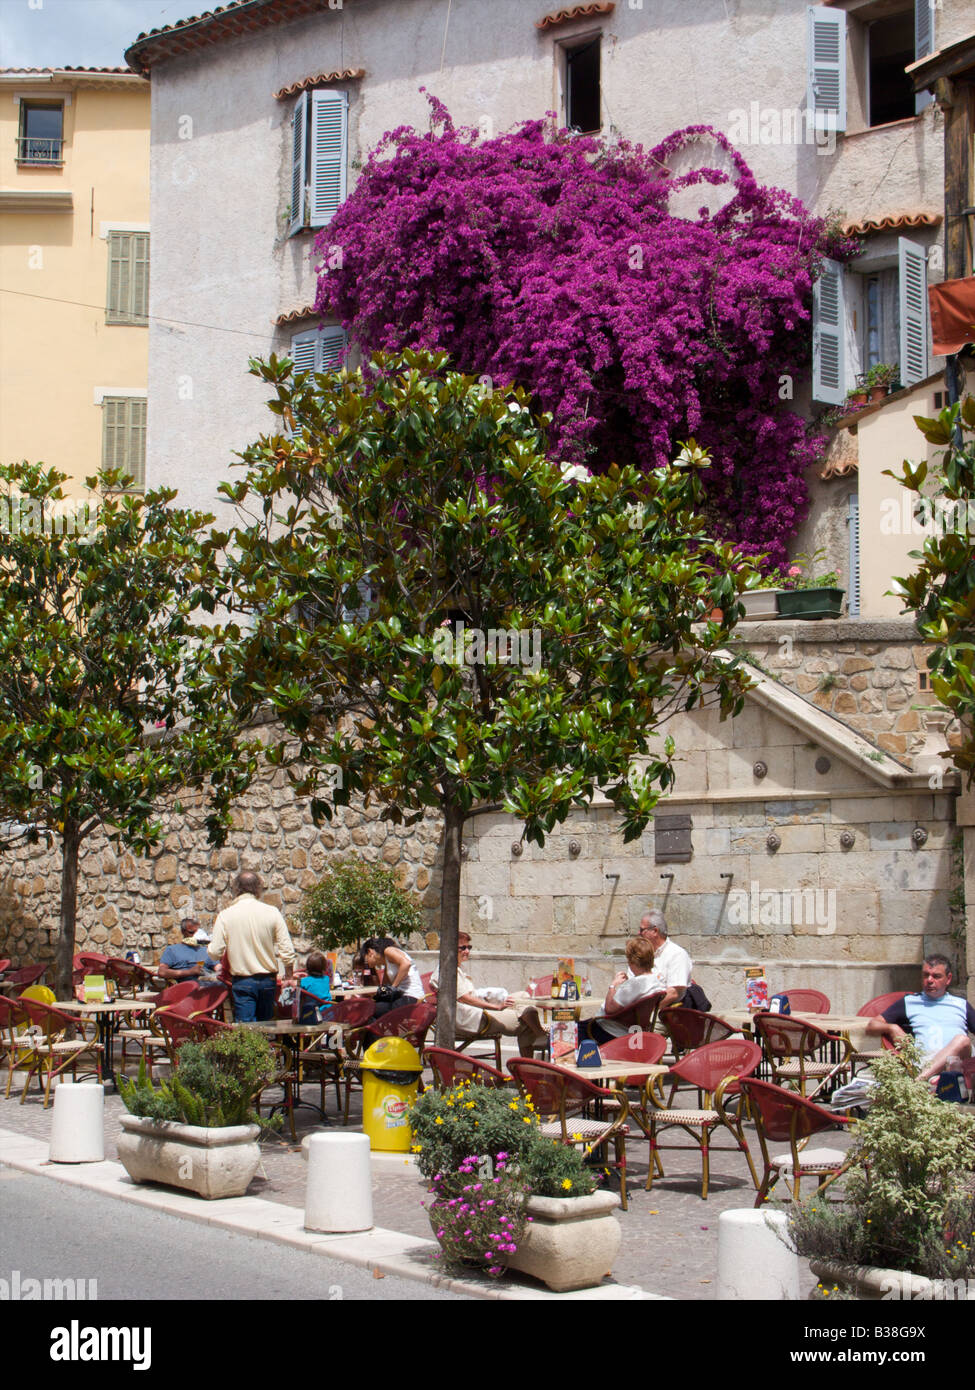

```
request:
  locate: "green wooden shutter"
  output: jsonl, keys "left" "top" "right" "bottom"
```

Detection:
{"left": 102, "top": 398, "right": 147, "bottom": 489}
{"left": 107, "top": 232, "right": 150, "bottom": 325}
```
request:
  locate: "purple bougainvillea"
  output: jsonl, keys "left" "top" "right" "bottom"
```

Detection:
{"left": 315, "top": 97, "right": 858, "bottom": 567}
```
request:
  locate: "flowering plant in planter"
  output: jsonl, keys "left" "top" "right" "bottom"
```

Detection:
{"left": 427, "top": 1153, "right": 530, "bottom": 1276}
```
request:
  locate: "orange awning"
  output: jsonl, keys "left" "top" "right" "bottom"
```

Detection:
{"left": 929, "top": 277, "right": 975, "bottom": 357}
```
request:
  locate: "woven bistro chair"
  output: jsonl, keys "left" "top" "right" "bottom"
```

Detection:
{"left": 849, "top": 991, "right": 909, "bottom": 1076}
{"left": 659, "top": 1007, "right": 739, "bottom": 1063}
{"left": 118, "top": 982, "right": 228, "bottom": 1076}
{"left": 0, "top": 995, "right": 38, "bottom": 1099}
{"left": 592, "top": 1031, "right": 668, "bottom": 1144}
{"left": 645, "top": 1040, "right": 763, "bottom": 1199}
{"left": 753, "top": 1011, "right": 852, "bottom": 1102}
{"left": 507, "top": 1057, "right": 632, "bottom": 1210}
{"left": 16, "top": 998, "right": 103, "bottom": 1106}
{"left": 423, "top": 1046, "right": 508, "bottom": 1089}
{"left": 155, "top": 1009, "right": 232, "bottom": 1067}
{"left": 738, "top": 1077, "right": 854, "bottom": 1206}
{"left": 103, "top": 957, "right": 155, "bottom": 998}
{"left": 782, "top": 988, "right": 831, "bottom": 1014}
{"left": 296, "top": 996, "right": 376, "bottom": 1113}
{"left": 4, "top": 963, "right": 50, "bottom": 990}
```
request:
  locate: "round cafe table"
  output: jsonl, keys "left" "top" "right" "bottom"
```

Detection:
{"left": 56, "top": 998, "right": 156, "bottom": 1090}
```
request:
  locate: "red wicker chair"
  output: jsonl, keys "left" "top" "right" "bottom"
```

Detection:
{"left": 507, "top": 1056, "right": 631, "bottom": 1210}
{"left": 646, "top": 1040, "right": 763, "bottom": 1199}
{"left": 103, "top": 957, "right": 155, "bottom": 997}
{"left": 738, "top": 1077, "right": 853, "bottom": 1206}
{"left": 659, "top": 1007, "right": 739, "bottom": 1062}
{"left": 0, "top": 995, "right": 36, "bottom": 1099}
{"left": 155, "top": 1009, "right": 232, "bottom": 1066}
{"left": 15, "top": 998, "right": 103, "bottom": 1106}
{"left": 753, "top": 1012, "right": 851, "bottom": 1101}
{"left": 592, "top": 1032, "right": 668, "bottom": 1152}
{"left": 296, "top": 997, "right": 377, "bottom": 1112}
{"left": 5, "top": 963, "right": 50, "bottom": 990}
{"left": 850, "top": 991, "right": 909, "bottom": 1074}
{"left": 783, "top": 988, "right": 831, "bottom": 1014}
{"left": 610, "top": 991, "right": 666, "bottom": 1036}
{"left": 424, "top": 1046, "right": 507, "bottom": 1089}
{"left": 340, "top": 1001, "right": 434, "bottom": 1123}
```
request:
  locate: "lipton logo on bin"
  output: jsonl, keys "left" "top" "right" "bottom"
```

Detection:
{"left": 382, "top": 1094, "right": 407, "bottom": 1126}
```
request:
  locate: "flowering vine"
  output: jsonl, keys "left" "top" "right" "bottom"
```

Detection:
{"left": 315, "top": 96, "right": 859, "bottom": 567}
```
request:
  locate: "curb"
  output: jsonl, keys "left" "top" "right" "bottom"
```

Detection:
{"left": 0, "top": 1129, "right": 663, "bottom": 1301}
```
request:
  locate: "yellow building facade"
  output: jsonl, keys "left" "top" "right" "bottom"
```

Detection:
{"left": 0, "top": 69, "right": 150, "bottom": 495}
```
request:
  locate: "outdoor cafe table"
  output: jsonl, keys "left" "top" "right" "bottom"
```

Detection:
{"left": 56, "top": 997, "right": 156, "bottom": 1090}
{"left": 715, "top": 1009, "right": 874, "bottom": 1052}
{"left": 240, "top": 1018, "right": 357, "bottom": 1138}
{"left": 510, "top": 991, "right": 604, "bottom": 1019}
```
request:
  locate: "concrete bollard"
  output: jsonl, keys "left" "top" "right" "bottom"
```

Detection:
{"left": 716, "top": 1208, "right": 799, "bottom": 1300}
{"left": 48, "top": 1080, "right": 105, "bottom": 1164}
{"left": 305, "top": 1132, "right": 374, "bottom": 1234}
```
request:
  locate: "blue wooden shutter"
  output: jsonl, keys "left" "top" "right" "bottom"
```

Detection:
{"left": 847, "top": 492, "right": 860, "bottom": 617}
{"left": 309, "top": 90, "right": 347, "bottom": 228}
{"left": 807, "top": 6, "right": 846, "bottom": 134}
{"left": 915, "top": 0, "right": 935, "bottom": 113}
{"left": 898, "top": 237, "right": 929, "bottom": 387}
{"left": 813, "top": 258, "right": 847, "bottom": 405}
{"left": 289, "top": 92, "right": 308, "bottom": 235}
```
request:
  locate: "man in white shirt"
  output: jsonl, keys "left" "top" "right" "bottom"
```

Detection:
{"left": 632, "top": 910, "right": 692, "bottom": 1011}
{"left": 208, "top": 871, "right": 296, "bottom": 1022}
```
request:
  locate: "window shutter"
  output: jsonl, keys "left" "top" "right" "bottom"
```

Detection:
{"left": 316, "top": 325, "right": 346, "bottom": 372}
{"left": 107, "top": 232, "right": 149, "bottom": 324}
{"left": 813, "top": 258, "right": 847, "bottom": 405}
{"left": 132, "top": 233, "right": 150, "bottom": 324}
{"left": 898, "top": 237, "right": 929, "bottom": 387}
{"left": 915, "top": 0, "right": 934, "bottom": 113}
{"left": 807, "top": 6, "right": 846, "bottom": 134}
{"left": 289, "top": 92, "right": 308, "bottom": 235}
{"left": 309, "top": 89, "right": 347, "bottom": 228}
{"left": 847, "top": 492, "right": 860, "bottom": 617}
{"left": 102, "top": 398, "right": 146, "bottom": 489}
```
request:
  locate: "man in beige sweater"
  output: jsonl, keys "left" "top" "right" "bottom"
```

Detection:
{"left": 208, "top": 871, "right": 296, "bottom": 1022}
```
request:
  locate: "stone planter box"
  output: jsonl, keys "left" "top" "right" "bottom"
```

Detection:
{"left": 740, "top": 589, "right": 783, "bottom": 621}
{"left": 504, "top": 1190, "right": 622, "bottom": 1293}
{"left": 810, "top": 1259, "right": 974, "bottom": 1301}
{"left": 776, "top": 587, "right": 845, "bottom": 621}
{"left": 117, "top": 1114, "right": 261, "bottom": 1199}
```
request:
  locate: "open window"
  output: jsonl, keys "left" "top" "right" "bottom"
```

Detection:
{"left": 812, "top": 238, "right": 930, "bottom": 405}
{"left": 806, "top": 1, "right": 935, "bottom": 134}
{"left": 288, "top": 90, "right": 348, "bottom": 235}
{"left": 563, "top": 37, "right": 601, "bottom": 134}
{"left": 18, "top": 101, "right": 64, "bottom": 165}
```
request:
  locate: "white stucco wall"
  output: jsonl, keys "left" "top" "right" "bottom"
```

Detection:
{"left": 145, "top": 0, "right": 953, "bottom": 511}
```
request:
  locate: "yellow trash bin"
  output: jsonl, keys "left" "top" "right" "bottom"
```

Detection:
{"left": 360, "top": 1036, "right": 423, "bottom": 1152}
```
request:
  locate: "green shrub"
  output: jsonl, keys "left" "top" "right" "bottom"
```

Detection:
{"left": 296, "top": 858, "right": 424, "bottom": 952}
{"left": 119, "top": 1027, "right": 280, "bottom": 1129}
{"left": 521, "top": 1136, "right": 597, "bottom": 1198}
{"left": 409, "top": 1080, "right": 539, "bottom": 1179}
{"left": 789, "top": 1041, "right": 975, "bottom": 1279}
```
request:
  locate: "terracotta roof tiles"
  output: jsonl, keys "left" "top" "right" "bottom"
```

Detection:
{"left": 841, "top": 211, "right": 942, "bottom": 237}
{"left": 536, "top": 3, "right": 615, "bottom": 31}
{"left": 274, "top": 69, "right": 365, "bottom": 99}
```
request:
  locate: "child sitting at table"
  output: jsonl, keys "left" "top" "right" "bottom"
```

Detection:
{"left": 299, "top": 951, "right": 332, "bottom": 1021}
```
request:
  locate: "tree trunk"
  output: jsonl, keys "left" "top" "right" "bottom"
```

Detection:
{"left": 434, "top": 798, "right": 464, "bottom": 1047}
{"left": 55, "top": 825, "right": 81, "bottom": 1000}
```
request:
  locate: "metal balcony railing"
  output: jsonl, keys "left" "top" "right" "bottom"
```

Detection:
{"left": 16, "top": 136, "right": 64, "bottom": 165}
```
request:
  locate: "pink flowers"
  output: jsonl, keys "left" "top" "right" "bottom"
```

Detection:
{"left": 315, "top": 101, "right": 857, "bottom": 567}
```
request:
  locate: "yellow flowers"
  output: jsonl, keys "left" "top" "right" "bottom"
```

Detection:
{"left": 411, "top": 1144, "right": 422, "bottom": 1153}
{"left": 434, "top": 1116, "right": 444, "bottom": 1125}
{"left": 561, "top": 1179, "right": 573, "bottom": 1191}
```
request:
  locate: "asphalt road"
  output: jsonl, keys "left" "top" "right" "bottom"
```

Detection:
{"left": 0, "top": 1167, "right": 465, "bottom": 1303}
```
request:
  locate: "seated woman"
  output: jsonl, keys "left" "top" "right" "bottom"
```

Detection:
{"left": 585, "top": 936, "right": 658, "bottom": 1046}
{"left": 430, "top": 933, "right": 523, "bottom": 1044}
{"left": 361, "top": 936, "right": 426, "bottom": 1017}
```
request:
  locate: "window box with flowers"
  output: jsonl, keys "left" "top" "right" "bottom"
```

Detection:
{"left": 409, "top": 1080, "right": 622, "bottom": 1292}
{"left": 773, "top": 550, "right": 845, "bottom": 620}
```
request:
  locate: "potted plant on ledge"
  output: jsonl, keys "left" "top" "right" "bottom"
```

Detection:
{"left": 117, "top": 1027, "right": 280, "bottom": 1199}
{"left": 865, "top": 362, "right": 898, "bottom": 403}
{"left": 788, "top": 1042, "right": 975, "bottom": 1300}
{"left": 775, "top": 549, "right": 845, "bottom": 620}
{"left": 409, "top": 1080, "right": 622, "bottom": 1292}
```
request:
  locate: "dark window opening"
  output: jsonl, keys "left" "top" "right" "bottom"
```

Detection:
{"left": 18, "top": 101, "right": 63, "bottom": 164}
{"left": 566, "top": 39, "right": 600, "bottom": 133}
{"left": 868, "top": 11, "right": 915, "bottom": 126}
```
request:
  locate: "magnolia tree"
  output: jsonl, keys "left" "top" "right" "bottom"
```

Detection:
{"left": 0, "top": 463, "right": 257, "bottom": 996}
{"left": 315, "top": 99, "right": 858, "bottom": 568}
{"left": 218, "top": 351, "right": 755, "bottom": 1044}
{"left": 887, "top": 399, "right": 975, "bottom": 785}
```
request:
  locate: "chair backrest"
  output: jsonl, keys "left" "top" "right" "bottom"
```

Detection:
{"left": 5, "top": 963, "right": 48, "bottom": 988}
{"left": 104, "top": 958, "right": 153, "bottom": 995}
{"left": 0, "top": 959, "right": 10, "bottom": 974}
{"left": 857, "top": 990, "right": 907, "bottom": 1017}
{"left": 507, "top": 1057, "right": 609, "bottom": 1117}
{"left": 612, "top": 990, "right": 665, "bottom": 1033}
{"left": 18, "top": 998, "right": 73, "bottom": 1039}
{"left": 660, "top": 1007, "right": 737, "bottom": 1055}
{"left": 369, "top": 1001, "right": 436, "bottom": 1052}
{"left": 527, "top": 974, "right": 553, "bottom": 997}
{"left": 180, "top": 984, "right": 229, "bottom": 1019}
{"left": 738, "top": 1077, "right": 848, "bottom": 1143}
{"left": 155, "top": 981, "right": 199, "bottom": 1011}
{"left": 420, "top": 971, "right": 435, "bottom": 1000}
{"left": 319, "top": 997, "right": 376, "bottom": 1028}
{"left": 669, "top": 1039, "right": 764, "bottom": 1094}
{"left": 597, "top": 1032, "right": 668, "bottom": 1067}
{"left": 156, "top": 1009, "right": 206, "bottom": 1055}
{"left": 424, "top": 1046, "right": 507, "bottom": 1088}
{"left": 784, "top": 988, "right": 831, "bottom": 1014}
{"left": 72, "top": 953, "right": 110, "bottom": 988}
{"left": 753, "top": 1012, "right": 833, "bottom": 1060}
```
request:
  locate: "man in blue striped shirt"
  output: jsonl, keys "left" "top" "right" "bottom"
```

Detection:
{"left": 866, "top": 955, "right": 975, "bottom": 1083}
